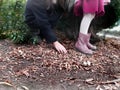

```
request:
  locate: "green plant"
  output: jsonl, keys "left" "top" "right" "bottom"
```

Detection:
{"left": 112, "top": 0, "right": 120, "bottom": 19}
{"left": 0, "top": 0, "right": 30, "bottom": 43}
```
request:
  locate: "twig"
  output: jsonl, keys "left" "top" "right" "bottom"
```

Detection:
{"left": 0, "top": 82, "right": 13, "bottom": 86}
{"left": 0, "top": 82, "right": 17, "bottom": 90}
{"left": 100, "top": 78, "right": 120, "bottom": 84}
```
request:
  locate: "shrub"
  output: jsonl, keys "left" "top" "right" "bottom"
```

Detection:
{"left": 0, "top": 0, "right": 30, "bottom": 43}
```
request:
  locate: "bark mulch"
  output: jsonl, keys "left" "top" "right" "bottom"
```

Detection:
{"left": 0, "top": 33, "right": 120, "bottom": 90}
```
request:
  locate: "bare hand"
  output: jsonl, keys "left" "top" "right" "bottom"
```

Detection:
{"left": 53, "top": 41, "right": 67, "bottom": 54}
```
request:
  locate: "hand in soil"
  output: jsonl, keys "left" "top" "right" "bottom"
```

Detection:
{"left": 53, "top": 41, "right": 67, "bottom": 54}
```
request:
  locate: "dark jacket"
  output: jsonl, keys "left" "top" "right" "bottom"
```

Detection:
{"left": 24, "top": 0, "right": 75, "bottom": 43}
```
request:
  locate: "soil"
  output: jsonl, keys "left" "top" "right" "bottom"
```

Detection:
{"left": 0, "top": 31, "right": 120, "bottom": 90}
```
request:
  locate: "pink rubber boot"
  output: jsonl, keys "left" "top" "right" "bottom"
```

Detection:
{"left": 86, "top": 34, "right": 97, "bottom": 50}
{"left": 75, "top": 33, "right": 93, "bottom": 55}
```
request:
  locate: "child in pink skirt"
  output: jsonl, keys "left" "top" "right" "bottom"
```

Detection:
{"left": 74, "top": 0, "right": 110, "bottom": 55}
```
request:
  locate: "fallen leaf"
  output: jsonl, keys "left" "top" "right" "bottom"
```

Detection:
{"left": 85, "top": 78, "right": 93, "bottom": 82}
{"left": 21, "top": 86, "right": 29, "bottom": 90}
{"left": 0, "top": 82, "right": 13, "bottom": 87}
{"left": 16, "top": 69, "right": 30, "bottom": 77}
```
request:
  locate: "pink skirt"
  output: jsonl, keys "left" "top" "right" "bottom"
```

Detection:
{"left": 74, "top": 0, "right": 105, "bottom": 16}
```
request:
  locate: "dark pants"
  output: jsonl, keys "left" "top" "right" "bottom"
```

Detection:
{"left": 24, "top": 0, "right": 63, "bottom": 43}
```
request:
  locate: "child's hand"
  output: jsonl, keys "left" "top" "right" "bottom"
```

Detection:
{"left": 53, "top": 41, "right": 67, "bottom": 54}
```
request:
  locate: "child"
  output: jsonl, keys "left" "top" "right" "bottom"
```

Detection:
{"left": 74, "top": 0, "right": 111, "bottom": 55}
{"left": 24, "top": 0, "right": 67, "bottom": 54}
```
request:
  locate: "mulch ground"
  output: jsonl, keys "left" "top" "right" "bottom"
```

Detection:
{"left": 0, "top": 32, "right": 120, "bottom": 90}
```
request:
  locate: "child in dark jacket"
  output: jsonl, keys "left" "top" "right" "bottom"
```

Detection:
{"left": 24, "top": 0, "right": 67, "bottom": 54}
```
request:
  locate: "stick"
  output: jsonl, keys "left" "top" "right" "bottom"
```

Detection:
{"left": 101, "top": 78, "right": 120, "bottom": 84}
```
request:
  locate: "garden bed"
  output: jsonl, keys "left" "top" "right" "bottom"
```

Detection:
{"left": 0, "top": 31, "right": 120, "bottom": 90}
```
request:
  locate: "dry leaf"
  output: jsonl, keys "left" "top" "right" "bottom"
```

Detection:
{"left": 96, "top": 85, "right": 100, "bottom": 90}
{"left": 115, "top": 82, "right": 120, "bottom": 87}
{"left": 104, "top": 85, "right": 111, "bottom": 90}
{"left": 0, "top": 82, "right": 13, "bottom": 87}
{"left": 16, "top": 69, "right": 30, "bottom": 77}
{"left": 114, "top": 73, "right": 120, "bottom": 79}
{"left": 17, "top": 86, "right": 29, "bottom": 90}
{"left": 21, "top": 86, "right": 29, "bottom": 90}
{"left": 85, "top": 78, "right": 93, "bottom": 82}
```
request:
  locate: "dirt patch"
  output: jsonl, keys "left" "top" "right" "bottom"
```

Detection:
{"left": 0, "top": 34, "right": 120, "bottom": 90}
